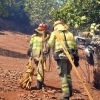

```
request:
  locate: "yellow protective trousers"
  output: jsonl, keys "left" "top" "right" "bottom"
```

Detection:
{"left": 34, "top": 60, "right": 44, "bottom": 82}
{"left": 56, "top": 59, "right": 72, "bottom": 97}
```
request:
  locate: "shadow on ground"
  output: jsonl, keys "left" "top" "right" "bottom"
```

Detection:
{"left": 0, "top": 48, "right": 27, "bottom": 59}
{"left": 0, "top": 32, "right": 6, "bottom": 35}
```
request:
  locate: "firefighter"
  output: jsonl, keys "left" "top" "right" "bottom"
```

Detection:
{"left": 94, "top": 24, "right": 100, "bottom": 36}
{"left": 88, "top": 23, "right": 100, "bottom": 38}
{"left": 47, "top": 20, "right": 79, "bottom": 100}
{"left": 82, "top": 23, "right": 96, "bottom": 38}
{"left": 27, "top": 23, "right": 50, "bottom": 89}
{"left": 89, "top": 23, "right": 96, "bottom": 37}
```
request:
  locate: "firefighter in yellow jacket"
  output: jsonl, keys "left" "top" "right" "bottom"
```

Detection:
{"left": 47, "top": 20, "right": 79, "bottom": 100}
{"left": 89, "top": 23, "right": 96, "bottom": 37}
{"left": 27, "top": 23, "right": 50, "bottom": 89}
{"left": 82, "top": 23, "right": 100, "bottom": 38}
{"left": 90, "top": 23, "right": 100, "bottom": 36}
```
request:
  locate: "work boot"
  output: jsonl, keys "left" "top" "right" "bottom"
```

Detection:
{"left": 37, "top": 80, "right": 43, "bottom": 90}
{"left": 60, "top": 96, "right": 69, "bottom": 100}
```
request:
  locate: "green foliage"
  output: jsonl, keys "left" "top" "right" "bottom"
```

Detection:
{"left": 1, "top": 0, "right": 100, "bottom": 30}
{"left": 53, "top": 0, "right": 100, "bottom": 29}
{"left": 0, "top": 0, "right": 15, "bottom": 16}
{"left": 5, "top": 0, "right": 30, "bottom": 24}
{"left": 24, "top": 0, "right": 62, "bottom": 25}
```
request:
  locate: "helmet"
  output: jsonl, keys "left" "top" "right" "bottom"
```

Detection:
{"left": 90, "top": 23, "right": 96, "bottom": 29}
{"left": 53, "top": 20, "right": 67, "bottom": 31}
{"left": 38, "top": 23, "right": 47, "bottom": 30}
{"left": 91, "top": 23, "right": 96, "bottom": 26}
{"left": 53, "top": 20, "right": 64, "bottom": 27}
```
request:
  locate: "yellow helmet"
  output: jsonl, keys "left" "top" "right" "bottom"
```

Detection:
{"left": 53, "top": 20, "right": 64, "bottom": 27}
{"left": 53, "top": 20, "right": 67, "bottom": 31}
{"left": 91, "top": 23, "right": 96, "bottom": 26}
{"left": 90, "top": 23, "right": 96, "bottom": 29}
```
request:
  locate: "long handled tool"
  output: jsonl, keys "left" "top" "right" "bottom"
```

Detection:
{"left": 36, "top": 40, "right": 44, "bottom": 81}
{"left": 48, "top": 48, "right": 53, "bottom": 71}
{"left": 55, "top": 30, "right": 93, "bottom": 100}
{"left": 19, "top": 57, "right": 35, "bottom": 90}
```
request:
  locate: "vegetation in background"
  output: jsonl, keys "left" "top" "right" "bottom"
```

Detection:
{"left": 0, "top": 0, "right": 30, "bottom": 25}
{"left": 53, "top": 0, "right": 100, "bottom": 30}
{"left": 0, "top": 0, "right": 15, "bottom": 17}
{"left": 0, "top": 0, "right": 100, "bottom": 30}
{"left": 24, "top": 0, "right": 62, "bottom": 26}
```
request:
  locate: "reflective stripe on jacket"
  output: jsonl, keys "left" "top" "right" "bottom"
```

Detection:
{"left": 30, "top": 34, "right": 42, "bottom": 60}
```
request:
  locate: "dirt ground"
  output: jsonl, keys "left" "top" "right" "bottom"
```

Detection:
{"left": 0, "top": 31, "right": 100, "bottom": 100}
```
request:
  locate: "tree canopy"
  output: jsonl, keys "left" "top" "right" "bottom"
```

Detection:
{"left": 0, "top": 0, "right": 15, "bottom": 17}
{"left": 53, "top": 0, "right": 100, "bottom": 29}
{"left": 0, "top": 0, "right": 100, "bottom": 30}
{"left": 5, "top": 0, "right": 30, "bottom": 24}
{"left": 24, "top": 0, "right": 61, "bottom": 25}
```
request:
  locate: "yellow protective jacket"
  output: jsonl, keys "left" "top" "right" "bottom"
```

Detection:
{"left": 29, "top": 30, "right": 50, "bottom": 60}
{"left": 30, "top": 33, "right": 42, "bottom": 60}
{"left": 95, "top": 24, "right": 100, "bottom": 32}
{"left": 89, "top": 23, "right": 96, "bottom": 37}
{"left": 47, "top": 30, "right": 78, "bottom": 57}
{"left": 89, "top": 23, "right": 100, "bottom": 37}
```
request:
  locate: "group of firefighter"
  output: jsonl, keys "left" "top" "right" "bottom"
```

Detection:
{"left": 26, "top": 20, "right": 100, "bottom": 100}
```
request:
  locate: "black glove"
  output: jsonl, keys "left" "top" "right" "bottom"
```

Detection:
{"left": 27, "top": 49, "right": 32, "bottom": 57}
{"left": 74, "top": 55, "right": 79, "bottom": 67}
{"left": 27, "top": 45, "right": 33, "bottom": 56}
{"left": 74, "top": 61, "right": 79, "bottom": 67}
{"left": 74, "top": 55, "right": 79, "bottom": 61}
